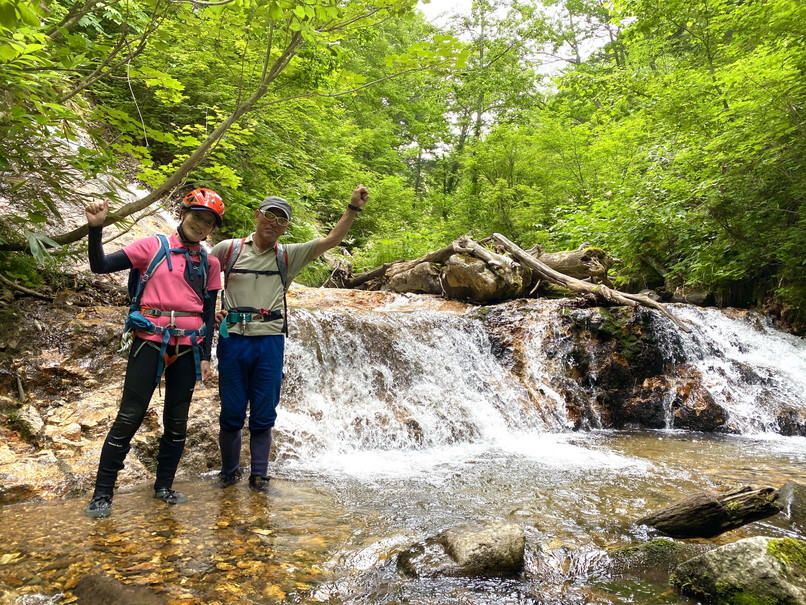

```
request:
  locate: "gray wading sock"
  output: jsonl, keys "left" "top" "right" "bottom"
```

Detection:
{"left": 249, "top": 429, "right": 272, "bottom": 478}
{"left": 219, "top": 429, "right": 242, "bottom": 477}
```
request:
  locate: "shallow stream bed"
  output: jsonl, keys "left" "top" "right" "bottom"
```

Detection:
{"left": 1, "top": 430, "right": 804, "bottom": 604}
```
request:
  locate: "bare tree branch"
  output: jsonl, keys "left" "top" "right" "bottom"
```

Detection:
{"left": 491, "top": 233, "right": 690, "bottom": 331}
{"left": 253, "top": 67, "right": 430, "bottom": 110}
{"left": 0, "top": 272, "right": 55, "bottom": 301}
{"left": 0, "top": 31, "right": 304, "bottom": 252}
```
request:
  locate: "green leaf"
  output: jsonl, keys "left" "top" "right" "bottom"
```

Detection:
{"left": 16, "top": 3, "right": 40, "bottom": 26}
{"left": 24, "top": 230, "right": 60, "bottom": 265}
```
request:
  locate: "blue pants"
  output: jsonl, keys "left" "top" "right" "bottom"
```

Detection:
{"left": 217, "top": 333, "right": 284, "bottom": 477}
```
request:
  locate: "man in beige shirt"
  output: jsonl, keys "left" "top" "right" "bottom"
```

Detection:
{"left": 210, "top": 185, "right": 368, "bottom": 491}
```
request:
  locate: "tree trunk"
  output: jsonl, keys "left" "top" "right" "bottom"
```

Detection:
{"left": 637, "top": 486, "right": 782, "bottom": 538}
{"left": 345, "top": 244, "right": 458, "bottom": 289}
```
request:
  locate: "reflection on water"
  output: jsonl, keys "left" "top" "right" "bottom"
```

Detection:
{"left": 1, "top": 431, "right": 803, "bottom": 604}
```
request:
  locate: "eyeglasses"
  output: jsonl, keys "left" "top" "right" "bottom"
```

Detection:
{"left": 261, "top": 210, "right": 290, "bottom": 227}
{"left": 187, "top": 210, "right": 216, "bottom": 228}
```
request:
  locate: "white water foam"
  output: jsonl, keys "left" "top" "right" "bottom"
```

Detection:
{"left": 670, "top": 306, "right": 806, "bottom": 433}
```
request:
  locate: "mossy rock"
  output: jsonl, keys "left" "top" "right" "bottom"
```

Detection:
{"left": 670, "top": 536, "right": 806, "bottom": 604}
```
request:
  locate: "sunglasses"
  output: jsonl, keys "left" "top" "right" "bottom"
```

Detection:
{"left": 261, "top": 209, "right": 290, "bottom": 227}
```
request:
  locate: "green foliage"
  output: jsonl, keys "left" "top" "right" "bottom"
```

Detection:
{"left": 1, "top": 0, "right": 803, "bottom": 321}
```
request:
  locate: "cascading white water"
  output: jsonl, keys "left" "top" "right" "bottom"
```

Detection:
{"left": 271, "top": 300, "right": 806, "bottom": 477}
{"left": 668, "top": 306, "right": 806, "bottom": 433}
{"left": 278, "top": 309, "right": 568, "bottom": 476}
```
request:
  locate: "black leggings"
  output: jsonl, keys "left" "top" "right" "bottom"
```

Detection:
{"left": 93, "top": 337, "right": 197, "bottom": 496}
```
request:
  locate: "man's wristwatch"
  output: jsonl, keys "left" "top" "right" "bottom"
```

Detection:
{"left": 347, "top": 203, "right": 362, "bottom": 212}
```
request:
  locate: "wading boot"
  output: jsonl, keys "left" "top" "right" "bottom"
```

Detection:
{"left": 248, "top": 475, "right": 276, "bottom": 494}
{"left": 85, "top": 494, "right": 113, "bottom": 519}
{"left": 154, "top": 488, "right": 188, "bottom": 504}
{"left": 215, "top": 469, "right": 242, "bottom": 489}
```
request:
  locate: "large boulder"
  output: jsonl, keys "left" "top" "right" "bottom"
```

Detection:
{"left": 670, "top": 536, "right": 806, "bottom": 604}
{"left": 397, "top": 520, "right": 525, "bottom": 578}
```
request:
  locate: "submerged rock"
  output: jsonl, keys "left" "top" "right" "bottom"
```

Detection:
{"left": 397, "top": 520, "right": 525, "bottom": 578}
{"left": 777, "top": 482, "right": 806, "bottom": 534}
{"left": 670, "top": 536, "right": 806, "bottom": 604}
{"left": 72, "top": 573, "right": 165, "bottom": 604}
{"left": 606, "top": 538, "right": 713, "bottom": 580}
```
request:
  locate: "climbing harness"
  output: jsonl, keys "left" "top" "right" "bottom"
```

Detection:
{"left": 122, "top": 234, "right": 210, "bottom": 383}
{"left": 219, "top": 237, "right": 289, "bottom": 337}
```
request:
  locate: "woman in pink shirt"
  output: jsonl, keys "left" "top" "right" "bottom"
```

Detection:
{"left": 83, "top": 189, "right": 223, "bottom": 518}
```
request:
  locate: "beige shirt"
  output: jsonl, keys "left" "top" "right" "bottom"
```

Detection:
{"left": 210, "top": 234, "right": 319, "bottom": 336}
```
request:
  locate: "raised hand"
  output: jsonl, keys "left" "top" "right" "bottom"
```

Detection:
{"left": 350, "top": 184, "right": 369, "bottom": 209}
{"left": 85, "top": 199, "right": 109, "bottom": 227}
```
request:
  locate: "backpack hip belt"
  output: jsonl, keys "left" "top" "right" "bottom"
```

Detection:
{"left": 141, "top": 308, "right": 203, "bottom": 320}
{"left": 221, "top": 238, "right": 290, "bottom": 336}
{"left": 133, "top": 319, "right": 207, "bottom": 383}
{"left": 219, "top": 308, "right": 283, "bottom": 338}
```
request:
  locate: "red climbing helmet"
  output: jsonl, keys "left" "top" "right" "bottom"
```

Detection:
{"left": 182, "top": 188, "right": 224, "bottom": 226}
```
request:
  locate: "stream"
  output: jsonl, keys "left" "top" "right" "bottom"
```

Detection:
{"left": 1, "top": 431, "right": 804, "bottom": 604}
{"left": 1, "top": 298, "right": 804, "bottom": 604}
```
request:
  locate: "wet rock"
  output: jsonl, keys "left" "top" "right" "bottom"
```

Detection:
{"left": 622, "top": 377, "right": 670, "bottom": 429}
{"left": 777, "top": 482, "right": 806, "bottom": 534}
{"left": 776, "top": 408, "right": 806, "bottom": 437}
{"left": 397, "top": 520, "right": 525, "bottom": 578}
{"left": 72, "top": 573, "right": 166, "bottom": 604}
{"left": 668, "top": 373, "right": 729, "bottom": 432}
{"left": 670, "top": 536, "right": 806, "bottom": 604}
{"left": 557, "top": 306, "right": 686, "bottom": 429}
{"left": 17, "top": 404, "right": 45, "bottom": 437}
{"left": 604, "top": 539, "right": 713, "bottom": 582}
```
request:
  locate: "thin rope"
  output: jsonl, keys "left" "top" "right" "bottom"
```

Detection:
{"left": 126, "top": 60, "right": 149, "bottom": 146}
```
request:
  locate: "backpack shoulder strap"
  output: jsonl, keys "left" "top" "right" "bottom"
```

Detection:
{"left": 275, "top": 242, "right": 290, "bottom": 336}
{"left": 131, "top": 235, "right": 171, "bottom": 310}
{"left": 275, "top": 243, "right": 289, "bottom": 292}
{"left": 223, "top": 238, "right": 246, "bottom": 289}
{"left": 198, "top": 245, "right": 209, "bottom": 295}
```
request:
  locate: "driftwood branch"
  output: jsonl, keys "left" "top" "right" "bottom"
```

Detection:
{"left": 637, "top": 486, "right": 782, "bottom": 538}
{"left": 455, "top": 237, "right": 517, "bottom": 278}
{"left": 491, "top": 233, "right": 690, "bottom": 332}
{"left": 0, "top": 272, "right": 55, "bottom": 301}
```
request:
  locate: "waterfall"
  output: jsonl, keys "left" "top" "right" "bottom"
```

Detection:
{"left": 278, "top": 309, "right": 560, "bottom": 476}
{"left": 670, "top": 306, "right": 806, "bottom": 433}
{"left": 272, "top": 297, "right": 805, "bottom": 474}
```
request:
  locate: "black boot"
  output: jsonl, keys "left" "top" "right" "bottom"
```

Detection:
{"left": 248, "top": 475, "right": 272, "bottom": 493}
{"left": 154, "top": 488, "right": 188, "bottom": 504}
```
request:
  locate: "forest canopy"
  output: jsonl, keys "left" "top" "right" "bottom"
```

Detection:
{"left": 1, "top": 0, "right": 804, "bottom": 322}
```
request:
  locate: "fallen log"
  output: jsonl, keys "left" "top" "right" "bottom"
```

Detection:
{"left": 345, "top": 244, "right": 458, "bottom": 289}
{"left": 637, "top": 486, "right": 782, "bottom": 539}
{"left": 490, "top": 233, "right": 690, "bottom": 332}
{"left": 535, "top": 245, "right": 620, "bottom": 287}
